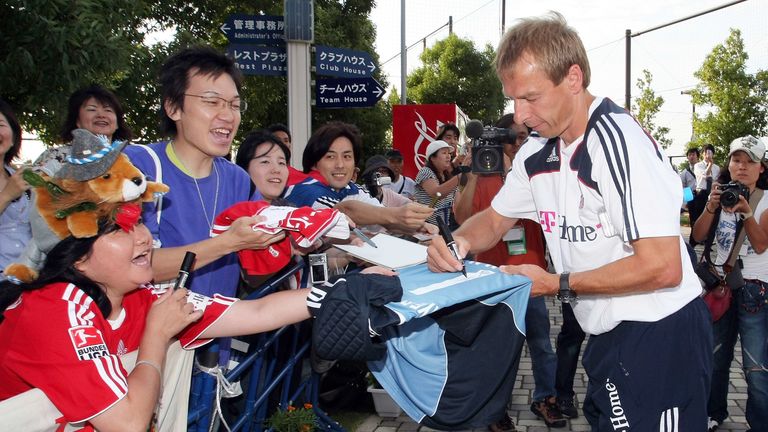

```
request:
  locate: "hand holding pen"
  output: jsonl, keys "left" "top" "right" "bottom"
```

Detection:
{"left": 435, "top": 216, "right": 467, "bottom": 278}
{"left": 351, "top": 227, "right": 377, "bottom": 248}
{"left": 173, "top": 251, "right": 196, "bottom": 290}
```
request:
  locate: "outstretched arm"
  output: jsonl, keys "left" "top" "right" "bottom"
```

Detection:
{"left": 202, "top": 289, "right": 312, "bottom": 338}
{"left": 151, "top": 216, "right": 286, "bottom": 281}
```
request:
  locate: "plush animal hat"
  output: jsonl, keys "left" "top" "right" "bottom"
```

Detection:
{"left": 3, "top": 130, "right": 168, "bottom": 283}
{"left": 56, "top": 129, "right": 128, "bottom": 180}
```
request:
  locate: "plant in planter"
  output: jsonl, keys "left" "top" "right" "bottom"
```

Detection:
{"left": 266, "top": 402, "right": 318, "bottom": 432}
{"left": 366, "top": 373, "right": 403, "bottom": 417}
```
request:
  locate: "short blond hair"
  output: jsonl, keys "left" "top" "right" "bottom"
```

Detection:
{"left": 495, "top": 12, "right": 590, "bottom": 88}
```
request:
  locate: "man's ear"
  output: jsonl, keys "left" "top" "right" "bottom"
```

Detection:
{"left": 164, "top": 99, "right": 182, "bottom": 122}
{"left": 566, "top": 64, "right": 584, "bottom": 93}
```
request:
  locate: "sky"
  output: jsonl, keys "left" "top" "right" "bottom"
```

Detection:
{"left": 370, "top": 0, "right": 768, "bottom": 158}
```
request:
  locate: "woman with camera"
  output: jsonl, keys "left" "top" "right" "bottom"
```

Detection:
{"left": 413, "top": 140, "right": 466, "bottom": 226}
{"left": 691, "top": 135, "right": 768, "bottom": 432}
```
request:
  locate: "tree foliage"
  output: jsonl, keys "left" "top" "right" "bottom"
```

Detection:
{"left": 406, "top": 34, "right": 505, "bottom": 124}
{"left": 632, "top": 69, "right": 672, "bottom": 149}
{"left": 689, "top": 29, "right": 768, "bottom": 164}
{"left": 1, "top": 0, "right": 391, "bottom": 163}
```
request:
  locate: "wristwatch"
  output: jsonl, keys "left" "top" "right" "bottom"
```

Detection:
{"left": 556, "top": 272, "right": 578, "bottom": 304}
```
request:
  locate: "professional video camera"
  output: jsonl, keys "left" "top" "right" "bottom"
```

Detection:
{"left": 465, "top": 119, "right": 517, "bottom": 174}
{"left": 719, "top": 181, "right": 750, "bottom": 207}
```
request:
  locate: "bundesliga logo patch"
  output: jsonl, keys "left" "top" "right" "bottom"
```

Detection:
{"left": 68, "top": 326, "right": 109, "bottom": 360}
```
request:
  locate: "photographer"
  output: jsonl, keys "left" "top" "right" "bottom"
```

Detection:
{"left": 361, "top": 155, "right": 411, "bottom": 208}
{"left": 691, "top": 135, "right": 768, "bottom": 431}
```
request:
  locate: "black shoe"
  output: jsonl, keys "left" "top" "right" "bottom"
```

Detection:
{"left": 557, "top": 396, "right": 578, "bottom": 419}
{"left": 488, "top": 413, "right": 516, "bottom": 432}
{"left": 530, "top": 396, "right": 566, "bottom": 428}
{"left": 707, "top": 418, "right": 720, "bottom": 432}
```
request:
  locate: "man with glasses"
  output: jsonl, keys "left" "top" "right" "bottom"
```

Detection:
{"left": 124, "top": 46, "right": 285, "bottom": 299}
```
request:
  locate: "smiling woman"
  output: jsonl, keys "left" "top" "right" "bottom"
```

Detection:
{"left": 0, "top": 203, "right": 320, "bottom": 431}
{"left": 0, "top": 99, "right": 32, "bottom": 281}
{"left": 33, "top": 85, "right": 133, "bottom": 177}
{"left": 235, "top": 129, "right": 291, "bottom": 201}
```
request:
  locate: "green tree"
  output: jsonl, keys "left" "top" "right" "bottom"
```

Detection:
{"left": 1, "top": 0, "right": 391, "bottom": 160}
{"left": 689, "top": 29, "right": 768, "bottom": 164}
{"left": 406, "top": 34, "right": 505, "bottom": 124}
{"left": 1, "top": 0, "right": 149, "bottom": 142}
{"left": 632, "top": 69, "right": 672, "bottom": 149}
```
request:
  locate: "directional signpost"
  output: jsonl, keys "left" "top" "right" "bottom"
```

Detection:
{"left": 221, "top": 12, "right": 383, "bottom": 109}
{"left": 315, "top": 45, "right": 376, "bottom": 78}
{"left": 220, "top": 14, "right": 285, "bottom": 45}
{"left": 228, "top": 45, "right": 287, "bottom": 76}
{"left": 315, "top": 77, "right": 384, "bottom": 108}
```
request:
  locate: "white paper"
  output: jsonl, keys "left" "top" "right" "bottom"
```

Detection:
{"left": 334, "top": 233, "right": 428, "bottom": 270}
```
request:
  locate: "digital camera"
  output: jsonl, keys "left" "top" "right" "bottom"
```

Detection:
{"left": 719, "top": 181, "right": 750, "bottom": 208}
{"left": 308, "top": 253, "right": 328, "bottom": 285}
{"left": 372, "top": 172, "right": 391, "bottom": 186}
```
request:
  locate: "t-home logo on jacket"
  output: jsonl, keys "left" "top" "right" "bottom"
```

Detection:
{"left": 68, "top": 326, "right": 109, "bottom": 360}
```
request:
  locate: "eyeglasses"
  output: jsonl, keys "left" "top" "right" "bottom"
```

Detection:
{"left": 184, "top": 94, "right": 247, "bottom": 113}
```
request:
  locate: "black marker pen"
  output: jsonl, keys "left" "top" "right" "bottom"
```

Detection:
{"left": 436, "top": 216, "right": 467, "bottom": 278}
{"left": 173, "top": 251, "right": 196, "bottom": 290}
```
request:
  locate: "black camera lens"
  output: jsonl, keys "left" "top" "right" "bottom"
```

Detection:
{"left": 476, "top": 147, "right": 500, "bottom": 171}
{"left": 720, "top": 190, "right": 739, "bottom": 207}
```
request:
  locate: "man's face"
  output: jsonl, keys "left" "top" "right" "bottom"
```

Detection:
{"left": 440, "top": 129, "right": 460, "bottom": 153}
{"left": 313, "top": 137, "right": 355, "bottom": 190}
{"left": 388, "top": 157, "right": 403, "bottom": 178}
{"left": 503, "top": 123, "right": 530, "bottom": 161}
{"left": 704, "top": 149, "right": 714, "bottom": 162}
{"left": 272, "top": 130, "right": 291, "bottom": 150}
{"left": 687, "top": 151, "right": 699, "bottom": 166}
{"left": 500, "top": 53, "right": 575, "bottom": 140}
{"left": 166, "top": 71, "right": 241, "bottom": 158}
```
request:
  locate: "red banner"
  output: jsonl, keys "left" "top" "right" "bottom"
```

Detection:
{"left": 392, "top": 104, "right": 468, "bottom": 178}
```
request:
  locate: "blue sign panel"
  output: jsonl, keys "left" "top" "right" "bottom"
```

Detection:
{"left": 316, "top": 78, "right": 385, "bottom": 108}
{"left": 315, "top": 45, "right": 376, "bottom": 78}
{"left": 220, "top": 14, "right": 285, "bottom": 45}
{"left": 228, "top": 45, "right": 287, "bottom": 76}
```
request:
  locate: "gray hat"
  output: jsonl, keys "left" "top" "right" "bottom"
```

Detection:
{"left": 55, "top": 129, "right": 128, "bottom": 181}
{"left": 362, "top": 155, "right": 394, "bottom": 178}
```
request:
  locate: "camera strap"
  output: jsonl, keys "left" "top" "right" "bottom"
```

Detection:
{"left": 706, "top": 188, "right": 764, "bottom": 273}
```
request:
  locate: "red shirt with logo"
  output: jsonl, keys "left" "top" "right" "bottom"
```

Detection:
{"left": 0, "top": 282, "right": 235, "bottom": 423}
{"left": 472, "top": 174, "right": 547, "bottom": 269}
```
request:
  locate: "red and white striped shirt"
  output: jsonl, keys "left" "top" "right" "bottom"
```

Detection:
{"left": 0, "top": 283, "right": 235, "bottom": 423}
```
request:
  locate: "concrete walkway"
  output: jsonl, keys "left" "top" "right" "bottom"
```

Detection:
{"left": 359, "top": 226, "right": 750, "bottom": 431}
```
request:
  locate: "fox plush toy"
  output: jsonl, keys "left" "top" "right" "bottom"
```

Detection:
{"left": 4, "top": 129, "right": 168, "bottom": 283}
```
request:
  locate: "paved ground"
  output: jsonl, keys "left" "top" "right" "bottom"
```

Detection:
{"left": 357, "top": 226, "right": 750, "bottom": 431}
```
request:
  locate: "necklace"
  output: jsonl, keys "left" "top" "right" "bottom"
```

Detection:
{"left": 170, "top": 142, "right": 220, "bottom": 230}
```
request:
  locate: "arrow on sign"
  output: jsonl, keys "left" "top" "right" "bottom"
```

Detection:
{"left": 315, "top": 45, "right": 377, "bottom": 78}
{"left": 315, "top": 77, "right": 385, "bottom": 109}
{"left": 220, "top": 14, "right": 285, "bottom": 45}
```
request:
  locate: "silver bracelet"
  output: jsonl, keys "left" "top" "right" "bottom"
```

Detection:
{"left": 134, "top": 360, "right": 162, "bottom": 377}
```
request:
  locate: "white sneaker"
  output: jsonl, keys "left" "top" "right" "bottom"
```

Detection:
{"left": 707, "top": 418, "right": 720, "bottom": 432}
